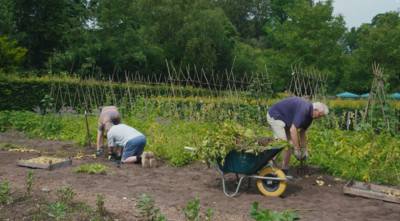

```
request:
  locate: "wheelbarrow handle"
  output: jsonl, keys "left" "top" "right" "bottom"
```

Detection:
{"left": 184, "top": 146, "right": 195, "bottom": 150}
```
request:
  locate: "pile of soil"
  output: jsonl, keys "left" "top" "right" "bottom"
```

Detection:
{"left": 0, "top": 131, "right": 399, "bottom": 220}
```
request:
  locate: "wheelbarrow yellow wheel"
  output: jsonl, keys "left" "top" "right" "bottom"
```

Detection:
{"left": 256, "top": 167, "right": 287, "bottom": 197}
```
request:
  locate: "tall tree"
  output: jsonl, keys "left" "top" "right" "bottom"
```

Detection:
{"left": 140, "top": 0, "right": 239, "bottom": 76}
{"left": 342, "top": 11, "right": 400, "bottom": 93}
{"left": 263, "top": 0, "right": 347, "bottom": 92}
{"left": 0, "top": 0, "right": 16, "bottom": 37}
{"left": 12, "top": 0, "right": 86, "bottom": 70}
{"left": 214, "top": 0, "right": 270, "bottom": 40}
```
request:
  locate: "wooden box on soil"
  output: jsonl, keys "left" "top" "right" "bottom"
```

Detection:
{"left": 343, "top": 180, "right": 400, "bottom": 204}
{"left": 17, "top": 156, "right": 72, "bottom": 171}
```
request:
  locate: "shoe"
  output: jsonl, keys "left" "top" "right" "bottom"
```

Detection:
{"left": 115, "top": 155, "right": 121, "bottom": 161}
{"left": 95, "top": 150, "right": 102, "bottom": 157}
{"left": 142, "top": 152, "right": 150, "bottom": 168}
{"left": 148, "top": 152, "right": 157, "bottom": 168}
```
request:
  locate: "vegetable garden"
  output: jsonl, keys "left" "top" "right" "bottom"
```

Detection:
{"left": 1, "top": 68, "right": 400, "bottom": 220}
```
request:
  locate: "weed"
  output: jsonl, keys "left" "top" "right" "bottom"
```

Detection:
{"left": 47, "top": 201, "right": 68, "bottom": 221}
{"left": 134, "top": 194, "right": 167, "bottom": 221}
{"left": 96, "top": 195, "right": 106, "bottom": 217}
{"left": 26, "top": 170, "right": 35, "bottom": 195}
{"left": 205, "top": 207, "right": 214, "bottom": 221}
{"left": 73, "top": 163, "right": 108, "bottom": 174}
{"left": 182, "top": 197, "right": 201, "bottom": 221}
{"left": 55, "top": 187, "right": 76, "bottom": 205}
{"left": 0, "top": 181, "right": 10, "bottom": 204}
{"left": 249, "top": 202, "right": 300, "bottom": 221}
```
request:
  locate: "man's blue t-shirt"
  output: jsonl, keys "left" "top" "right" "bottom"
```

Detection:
{"left": 268, "top": 97, "right": 314, "bottom": 130}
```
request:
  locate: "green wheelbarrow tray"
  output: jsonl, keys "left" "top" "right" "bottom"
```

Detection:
{"left": 184, "top": 146, "right": 292, "bottom": 197}
{"left": 216, "top": 146, "right": 284, "bottom": 175}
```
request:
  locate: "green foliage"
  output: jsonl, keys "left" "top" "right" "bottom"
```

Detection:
{"left": 197, "top": 121, "right": 271, "bottom": 164}
{"left": 26, "top": 170, "right": 35, "bottom": 196}
{"left": 96, "top": 195, "right": 106, "bottom": 217}
{"left": 250, "top": 202, "right": 300, "bottom": 221}
{"left": 73, "top": 163, "right": 108, "bottom": 174}
{"left": 307, "top": 128, "right": 400, "bottom": 184}
{"left": 0, "top": 37, "right": 27, "bottom": 73}
{"left": 0, "top": 0, "right": 15, "bottom": 36}
{"left": 182, "top": 197, "right": 201, "bottom": 221}
{"left": 263, "top": 0, "right": 347, "bottom": 92}
{"left": 47, "top": 201, "right": 68, "bottom": 221}
{"left": 134, "top": 194, "right": 167, "bottom": 221}
{"left": 55, "top": 187, "right": 75, "bottom": 205}
{"left": 0, "top": 181, "right": 10, "bottom": 204}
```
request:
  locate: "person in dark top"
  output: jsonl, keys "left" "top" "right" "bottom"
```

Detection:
{"left": 267, "top": 97, "right": 329, "bottom": 175}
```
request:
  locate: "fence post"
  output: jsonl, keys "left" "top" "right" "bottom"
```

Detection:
{"left": 354, "top": 110, "right": 358, "bottom": 130}
{"left": 347, "top": 111, "right": 351, "bottom": 131}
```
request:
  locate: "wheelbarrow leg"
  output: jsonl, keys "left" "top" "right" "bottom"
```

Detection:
{"left": 207, "top": 159, "right": 245, "bottom": 197}
{"left": 236, "top": 173, "right": 251, "bottom": 191}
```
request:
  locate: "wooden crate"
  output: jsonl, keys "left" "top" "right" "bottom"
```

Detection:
{"left": 343, "top": 180, "right": 400, "bottom": 204}
{"left": 17, "top": 156, "right": 72, "bottom": 171}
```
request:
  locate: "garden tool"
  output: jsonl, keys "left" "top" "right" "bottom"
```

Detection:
{"left": 82, "top": 103, "right": 91, "bottom": 149}
{"left": 109, "top": 159, "right": 124, "bottom": 164}
{"left": 297, "top": 158, "right": 308, "bottom": 175}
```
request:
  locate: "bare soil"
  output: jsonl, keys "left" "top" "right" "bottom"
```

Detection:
{"left": 0, "top": 131, "right": 399, "bottom": 220}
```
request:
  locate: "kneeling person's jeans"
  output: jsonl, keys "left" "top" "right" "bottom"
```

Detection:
{"left": 122, "top": 135, "right": 146, "bottom": 160}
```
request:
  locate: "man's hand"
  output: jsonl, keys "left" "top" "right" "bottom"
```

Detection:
{"left": 294, "top": 148, "right": 302, "bottom": 161}
{"left": 302, "top": 147, "right": 308, "bottom": 161}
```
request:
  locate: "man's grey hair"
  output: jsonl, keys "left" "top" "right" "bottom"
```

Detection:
{"left": 313, "top": 102, "right": 329, "bottom": 115}
{"left": 105, "top": 122, "right": 114, "bottom": 130}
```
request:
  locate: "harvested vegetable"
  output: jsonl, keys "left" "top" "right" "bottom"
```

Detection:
{"left": 9, "top": 148, "right": 40, "bottom": 153}
{"left": 21, "top": 156, "right": 66, "bottom": 164}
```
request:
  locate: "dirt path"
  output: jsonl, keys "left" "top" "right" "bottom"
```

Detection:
{"left": 0, "top": 131, "right": 399, "bottom": 221}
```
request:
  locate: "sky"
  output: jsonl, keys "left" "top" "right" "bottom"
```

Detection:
{"left": 318, "top": 0, "right": 400, "bottom": 29}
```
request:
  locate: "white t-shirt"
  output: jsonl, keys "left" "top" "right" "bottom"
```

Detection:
{"left": 107, "top": 124, "right": 144, "bottom": 147}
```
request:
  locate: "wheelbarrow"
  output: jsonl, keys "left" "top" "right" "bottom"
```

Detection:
{"left": 184, "top": 146, "right": 292, "bottom": 197}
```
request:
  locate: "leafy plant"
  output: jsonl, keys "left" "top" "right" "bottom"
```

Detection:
{"left": 26, "top": 170, "right": 35, "bottom": 195}
{"left": 73, "top": 163, "right": 108, "bottom": 174}
{"left": 96, "top": 195, "right": 106, "bottom": 217}
{"left": 47, "top": 201, "right": 68, "bottom": 221}
{"left": 205, "top": 207, "right": 214, "bottom": 221}
{"left": 197, "top": 121, "right": 288, "bottom": 165}
{"left": 55, "top": 187, "right": 75, "bottom": 205}
{"left": 0, "top": 181, "right": 10, "bottom": 204}
{"left": 134, "top": 194, "right": 167, "bottom": 221}
{"left": 250, "top": 202, "right": 300, "bottom": 221}
{"left": 182, "top": 197, "right": 201, "bottom": 221}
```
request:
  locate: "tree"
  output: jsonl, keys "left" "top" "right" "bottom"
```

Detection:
{"left": 0, "top": 0, "right": 15, "bottom": 37}
{"left": 214, "top": 0, "right": 270, "bottom": 40}
{"left": 0, "top": 37, "right": 27, "bottom": 73}
{"left": 262, "top": 0, "right": 347, "bottom": 92}
{"left": 139, "top": 0, "right": 239, "bottom": 77}
{"left": 12, "top": 0, "right": 86, "bottom": 71}
{"left": 346, "top": 11, "right": 400, "bottom": 93}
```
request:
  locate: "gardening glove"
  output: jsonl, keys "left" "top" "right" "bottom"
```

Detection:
{"left": 294, "top": 148, "right": 302, "bottom": 161}
{"left": 302, "top": 147, "right": 308, "bottom": 161}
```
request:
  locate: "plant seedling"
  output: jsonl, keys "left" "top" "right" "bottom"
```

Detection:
{"left": 0, "top": 181, "right": 10, "bottom": 204}
{"left": 182, "top": 197, "right": 201, "bottom": 221}
{"left": 96, "top": 195, "right": 106, "bottom": 217}
{"left": 26, "top": 170, "right": 35, "bottom": 195}
{"left": 134, "top": 194, "right": 166, "bottom": 221}
{"left": 47, "top": 201, "right": 68, "bottom": 221}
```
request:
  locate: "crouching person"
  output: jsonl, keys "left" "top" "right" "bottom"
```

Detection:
{"left": 105, "top": 122, "right": 156, "bottom": 167}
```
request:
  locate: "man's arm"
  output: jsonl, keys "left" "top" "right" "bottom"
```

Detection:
{"left": 289, "top": 124, "right": 300, "bottom": 149}
{"left": 299, "top": 128, "right": 306, "bottom": 148}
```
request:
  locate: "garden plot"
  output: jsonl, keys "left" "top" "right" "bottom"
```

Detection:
{"left": 1, "top": 131, "right": 400, "bottom": 221}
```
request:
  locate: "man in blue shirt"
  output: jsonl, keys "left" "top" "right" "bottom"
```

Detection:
{"left": 267, "top": 97, "right": 329, "bottom": 175}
